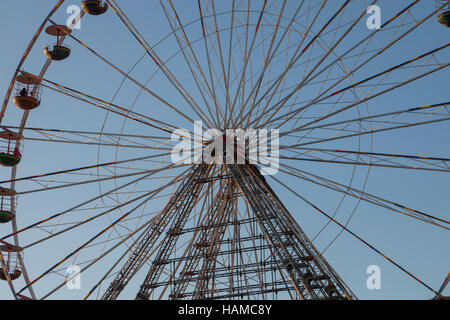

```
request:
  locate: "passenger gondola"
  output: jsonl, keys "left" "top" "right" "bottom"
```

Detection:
{"left": 82, "top": 0, "right": 108, "bottom": 16}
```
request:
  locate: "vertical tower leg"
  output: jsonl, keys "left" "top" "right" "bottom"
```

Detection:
{"left": 228, "top": 164, "right": 354, "bottom": 300}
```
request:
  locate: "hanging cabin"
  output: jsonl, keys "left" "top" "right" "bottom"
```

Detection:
{"left": 0, "top": 187, "right": 17, "bottom": 223}
{"left": 12, "top": 74, "right": 42, "bottom": 111}
{"left": 0, "top": 244, "right": 23, "bottom": 281}
{"left": 436, "top": 0, "right": 450, "bottom": 27}
{"left": 0, "top": 131, "right": 23, "bottom": 167}
{"left": 82, "top": 0, "right": 109, "bottom": 16}
{"left": 44, "top": 25, "right": 72, "bottom": 61}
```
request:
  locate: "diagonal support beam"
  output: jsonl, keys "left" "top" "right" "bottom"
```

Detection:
{"left": 135, "top": 165, "right": 212, "bottom": 300}
{"left": 101, "top": 165, "right": 210, "bottom": 300}
{"left": 228, "top": 164, "right": 355, "bottom": 300}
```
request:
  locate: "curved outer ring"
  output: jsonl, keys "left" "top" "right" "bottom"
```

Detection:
{"left": 0, "top": 0, "right": 86, "bottom": 300}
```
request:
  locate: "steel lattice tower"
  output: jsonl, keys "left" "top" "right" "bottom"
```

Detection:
{"left": 102, "top": 163, "right": 355, "bottom": 300}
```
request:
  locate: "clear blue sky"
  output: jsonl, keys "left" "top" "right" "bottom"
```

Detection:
{"left": 0, "top": 0, "right": 449, "bottom": 300}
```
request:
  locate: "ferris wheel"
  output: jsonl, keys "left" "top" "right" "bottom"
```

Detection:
{"left": 0, "top": 0, "right": 449, "bottom": 300}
